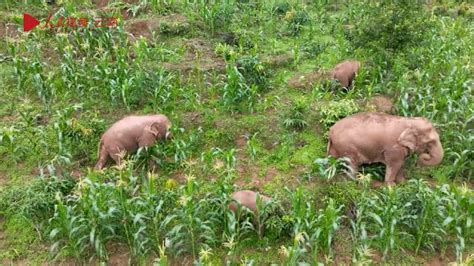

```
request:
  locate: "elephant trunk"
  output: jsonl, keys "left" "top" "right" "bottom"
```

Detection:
{"left": 418, "top": 140, "right": 444, "bottom": 167}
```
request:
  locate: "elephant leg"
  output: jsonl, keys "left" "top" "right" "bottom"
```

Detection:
{"left": 348, "top": 160, "right": 359, "bottom": 176}
{"left": 396, "top": 169, "right": 406, "bottom": 183}
{"left": 108, "top": 146, "right": 127, "bottom": 167}
{"left": 383, "top": 148, "right": 406, "bottom": 186}
{"left": 110, "top": 152, "right": 123, "bottom": 167}
{"left": 95, "top": 146, "right": 110, "bottom": 170}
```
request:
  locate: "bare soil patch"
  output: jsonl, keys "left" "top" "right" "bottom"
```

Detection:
{"left": 163, "top": 38, "right": 226, "bottom": 74}
{"left": 288, "top": 70, "right": 327, "bottom": 89}
{"left": 0, "top": 115, "right": 16, "bottom": 123}
{"left": 366, "top": 95, "right": 394, "bottom": 114}
{"left": 263, "top": 54, "right": 293, "bottom": 69}
{"left": 125, "top": 14, "right": 189, "bottom": 41}
{"left": 180, "top": 111, "right": 203, "bottom": 129}
{"left": 233, "top": 135, "right": 278, "bottom": 190}
{"left": 126, "top": 19, "right": 160, "bottom": 40}
{"left": 93, "top": 0, "right": 110, "bottom": 8}
{"left": 0, "top": 23, "right": 20, "bottom": 40}
{"left": 0, "top": 171, "right": 8, "bottom": 187}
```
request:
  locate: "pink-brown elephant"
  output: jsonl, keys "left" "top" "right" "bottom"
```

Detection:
{"left": 95, "top": 114, "right": 172, "bottom": 170}
{"left": 228, "top": 190, "right": 272, "bottom": 236}
{"left": 330, "top": 60, "right": 361, "bottom": 88}
{"left": 327, "top": 112, "right": 444, "bottom": 185}
{"left": 228, "top": 190, "right": 271, "bottom": 215}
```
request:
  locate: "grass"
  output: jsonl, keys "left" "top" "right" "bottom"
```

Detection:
{"left": 0, "top": 0, "right": 473, "bottom": 264}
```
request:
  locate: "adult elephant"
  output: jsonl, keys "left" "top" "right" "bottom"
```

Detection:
{"left": 95, "top": 114, "right": 172, "bottom": 170}
{"left": 327, "top": 112, "right": 444, "bottom": 185}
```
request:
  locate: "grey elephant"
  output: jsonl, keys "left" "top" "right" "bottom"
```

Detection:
{"left": 330, "top": 60, "right": 361, "bottom": 88}
{"left": 327, "top": 112, "right": 444, "bottom": 185}
{"left": 95, "top": 114, "right": 172, "bottom": 170}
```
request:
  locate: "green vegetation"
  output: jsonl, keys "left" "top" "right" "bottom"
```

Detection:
{"left": 0, "top": 0, "right": 473, "bottom": 264}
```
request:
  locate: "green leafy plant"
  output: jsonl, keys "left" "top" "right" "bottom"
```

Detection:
{"left": 236, "top": 55, "right": 268, "bottom": 90}
{"left": 282, "top": 101, "right": 309, "bottom": 130}
{"left": 284, "top": 9, "right": 310, "bottom": 36}
{"left": 317, "top": 99, "right": 360, "bottom": 129}
{"left": 312, "top": 156, "right": 353, "bottom": 180}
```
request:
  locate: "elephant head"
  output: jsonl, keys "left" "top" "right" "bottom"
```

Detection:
{"left": 398, "top": 118, "right": 444, "bottom": 167}
{"left": 141, "top": 119, "right": 173, "bottom": 145}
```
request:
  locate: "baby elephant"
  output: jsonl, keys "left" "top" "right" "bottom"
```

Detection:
{"left": 95, "top": 114, "right": 172, "bottom": 170}
{"left": 328, "top": 112, "right": 443, "bottom": 185}
{"left": 330, "top": 60, "right": 361, "bottom": 88}
{"left": 229, "top": 190, "right": 272, "bottom": 236}
{"left": 228, "top": 190, "right": 271, "bottom": 215}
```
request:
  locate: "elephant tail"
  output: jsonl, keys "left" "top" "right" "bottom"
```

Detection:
{"left": 326, "top": 139, "right": 331, "bottom": 156}
{"left": 97, "top": 138, "right": 103, "bottom": 158}
{"left": 327, "top": 138, "right": 337, "bottom": 157}
{"left": 95, "top": 138, "right": 107, "bottom": 170}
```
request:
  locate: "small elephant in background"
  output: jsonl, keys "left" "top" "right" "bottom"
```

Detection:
{"left": 228, "top": 190, "right": 272, "bottom": 215}
{"left": 229, "top": 190, "right": 272, "bottom": 236}
{"left": 330, "top": 60, "right": 361, "bottom": 88}
{"left": 327, "top": 112, "right": 444, "bottom": 185}
{"left": 95, "top": 114, "right": 172, "bottom": 170}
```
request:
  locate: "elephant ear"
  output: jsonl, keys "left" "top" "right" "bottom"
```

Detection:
{"left": 398, "top": 128, "right": 417, "bottom": 152}
{"left": 146, "top": 122, "right": 163, "bottom": 138}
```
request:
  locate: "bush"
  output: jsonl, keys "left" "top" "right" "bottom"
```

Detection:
{"left": 347, "top": 1, "right": 431, "bottom": 52}
{"left": 285, "top": 9, "right": 311, "bottom": 36}
{"left": 282, "top": 100, "right": 309, "bottom": 130}
{"left": 317, "top": 99, "right": 360, "bottom": 129}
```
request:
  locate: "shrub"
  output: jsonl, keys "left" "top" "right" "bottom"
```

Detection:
{"left": 285, "top": 9, "right": 310, "bottom": 36}
{"left": 347, "top": 1, "right": 431, "bottom": 52}
{"left": 236, "top": 55, "right": 268, "bottom": 90}
{"left": 317, "top": 99, "right": 360, "bottom": 129}
{"left": 282, "top": 100, "right": 309, "bottom": 130}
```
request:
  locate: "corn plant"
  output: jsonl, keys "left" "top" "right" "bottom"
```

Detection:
{"left": 221, "top": 63, "right": 259, "bottom": 113}
{"left": 236, "top": 55, "right": 268, "bottom": 90}
{"left": 278, "top": 232, "right": 307, "bottom": 265}
{"left": 358, "top": 187, "right": 415, "bottom": 259}
{"left": 403, "top": 179, "right": 446, "bottom": 254}
{"left": 284, "top": 8, "right": 310, "bottom": 36}
{"left": 254, "top": 195, "right": 282, "bottom": 239}
{"left": 0, "top": 126, "right": 25, "bottom": 162}
{"left": 312, "top": 156, "right": 353, "bottom": 180}
{"left": 222, "top": 207, "right": 253, "bottom": 257}
{"left": 194, "top": 0, "right": 235, "bottom": 35}
{"left": 350, "top": 207, "right": 371, "bottom": 264}
{"left": 49, "top": 194, "right": 89, "bottom": 260}
{"left": 311, "top": 198, "right": 344, "bottom": 255}
{"left": 440, "top": 184, "right": 474, "bottom": 262}
{"left": 166, "top": 177, "right": 215, "bottom": 259}
{"left": 211, "top": 147, "right": 237, "bottom": 175}
{"left": 246, "top": 133, "right": 259, "bottom": 161}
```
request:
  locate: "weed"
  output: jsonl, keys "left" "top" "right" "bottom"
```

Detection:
{"left": 282, "top": 100, "right": 309, "bottom": 131}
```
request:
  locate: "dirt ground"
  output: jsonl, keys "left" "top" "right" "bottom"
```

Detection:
{"left": 367, "top": 95, "right": 395, "bottom": 114}
{"left": 0, "top": 22, "right": 20, "bottom": 40}
{"left": 162, "top": 38, "right": 226, "bottom": 74}
{"left": 288, "top": 70, "right": 328, "bottom": 89}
